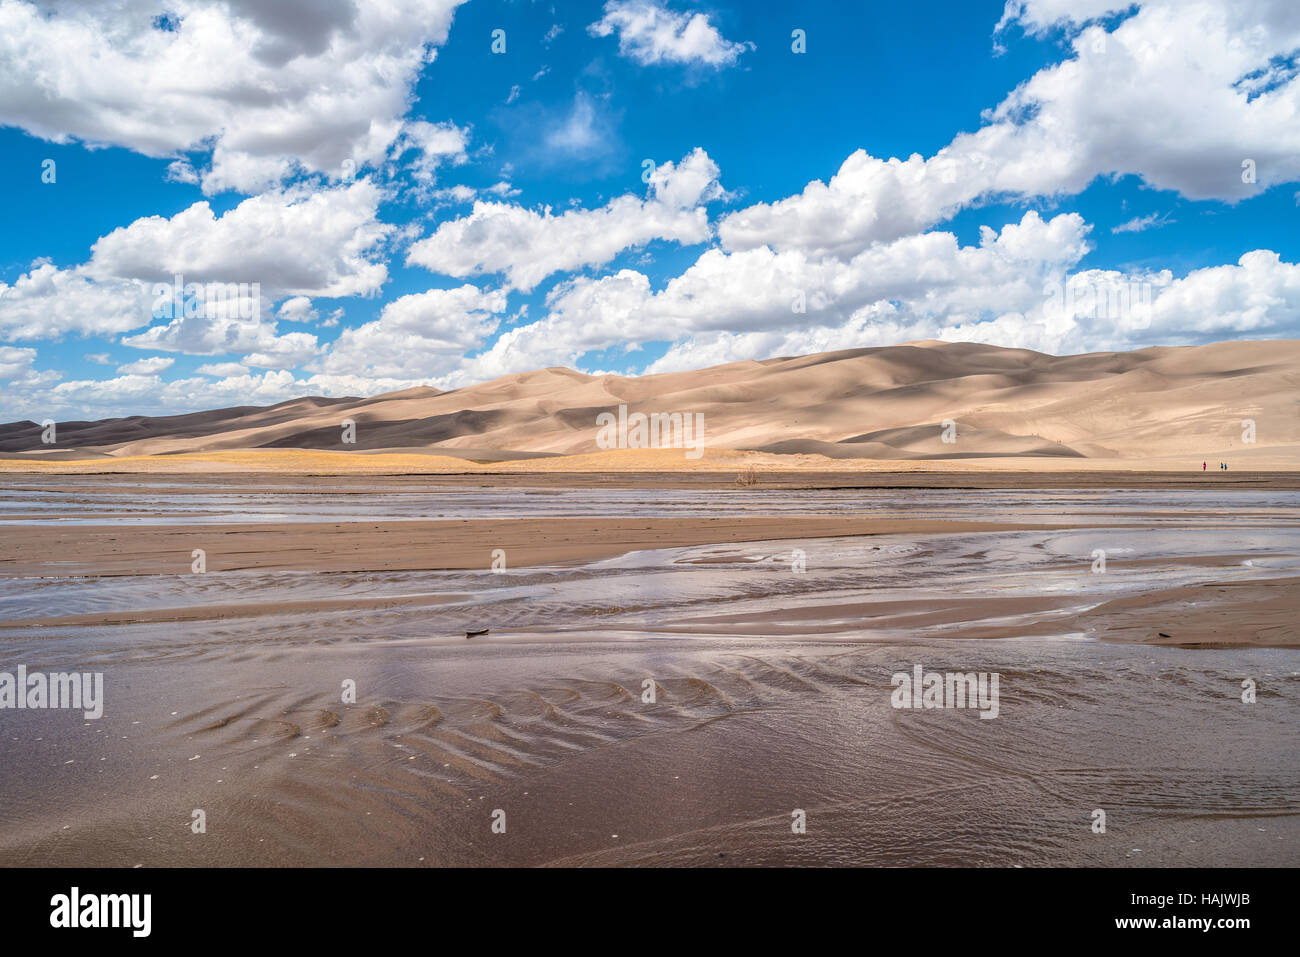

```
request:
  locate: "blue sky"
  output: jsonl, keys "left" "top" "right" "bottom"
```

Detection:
{"left": 1, "top": 0, "right": 1298, "bottom": 420}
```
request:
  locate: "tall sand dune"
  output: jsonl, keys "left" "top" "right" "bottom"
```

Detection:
{"left": 2, "top": 338, "right": 1297, "bottom": 466}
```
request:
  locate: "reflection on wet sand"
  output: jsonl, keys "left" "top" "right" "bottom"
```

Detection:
{"left": 0, "top": 479, "right": 1296, "bottom": 866}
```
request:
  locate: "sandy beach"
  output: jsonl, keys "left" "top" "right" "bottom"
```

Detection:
{"left": 0, "top": 515, "right": 1119, "bottom": 579}
{"left": 0, "top": 472, "right": 1296, "bottom": 867}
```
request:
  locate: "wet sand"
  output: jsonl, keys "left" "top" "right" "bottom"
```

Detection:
{"left": 0, "top": 516, "right": 1109, "bottom": 578}
{"left": 0, "top": 475, "right": 1296, "bottom": 866}
{"left": 3, "top": 467, "right": 1300, "bottom": 488}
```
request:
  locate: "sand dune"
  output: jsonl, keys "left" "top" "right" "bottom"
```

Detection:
{"left": 2, "top": 338, "right": 1298, "bottom": 468}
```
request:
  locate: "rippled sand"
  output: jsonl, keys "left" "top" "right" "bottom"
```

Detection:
{"left": 0, "top": 476, "right": 1296, "bottom": 866}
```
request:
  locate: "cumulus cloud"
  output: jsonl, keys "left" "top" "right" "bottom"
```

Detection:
{"left": 28, "top": 369, "right": 415, "bottom": 421}
{"left": 993, "top": 0, "right": 1133, "bottom": 35}
{"left": 165, "top": 159, "right": 201, "bottom": 186}
{"left": 983, "top": 0, "right": 1300, "bottom": 199}
{"left": 453, "top": 203, "right": 1300, "bottom": 378}
{"left": 453, "top": 211, "right": 1092, "bottom": 378}
{"left": 196, "top": 361, "right": 251, "bottom": 378}
{"left": 644, "top": 249, "right": 1300, "bottom": 369}
{"left": 406, "top": 149, "right": 724, "bottom": 291}
{"left": 0, "top": 347, "right": 60, "bottom": 416}
{"left": 88, "top": 179, "right": 393, "bottom": 299}
{"left": 117, "top": 356, "right": 175, "bottom": 375}
{"left": 389, "top": 120, "right": 471, "bottom": 201}
{"left": 718, "top": 149, "right": 973, "bottom": 258}
{"left": 277, "top": 297, "right": 320, "bottom": 323}
{"left": 588, "top": 1, "right": 753, "bottom": 67}
{"left": 123, "top": 314, "right": 321, "bottom": 369}
{"left": 0, "top": 345, "right": 37, "bottom": 380}
{"left": 315, "top": 283, "right": 508, "bottom": 378}
{"left": 722, "top": 0, "right": 1300, "bottom": 256}
{"left": 0, "top": 0, "right": 469, "bottom": 194}
{"left": 662, "top": 210, "right": 1088, "bottom": 338}
{"left": 428, "top": 185, "right": 479, "bottom": 205}
{"left": 1143, "top": 249, "right": 1300, "bottom": 341}
{"left": 0, "top": 263, "right": 152, "bottom": 342}
{"left": 2, "top": 180, "right": 391, "bottom": 363}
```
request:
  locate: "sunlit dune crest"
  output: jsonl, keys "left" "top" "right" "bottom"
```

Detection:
{"left": 2, "top": 339, "right": 1298, "bottom": 472}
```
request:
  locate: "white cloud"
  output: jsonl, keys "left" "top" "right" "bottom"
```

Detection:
{"left": 88, "top": 180, "right": 393, "bottom": 299}
{"left": 455, "top": 210, "right": 1093, "bottom": 378}
{"left": 277, "top": 296, "right": 319, "bottom": 323}
{"left": 0, "top": 263, "right": 152, "bottom": 342}
{"left": 389, "top": 120, "right": 471, "bottom": 201}
{"left": 1143, "top": 249, "right": 1300, "bottom": 341}
{"left": 981, "top": 0, "right": 1300, "bottom": 200}
{"left": 0, "top": 0, "right": 469, "bottom": 195}
{"left": 717, "top": 149, "right": 968, "bottom": 257}
{"left": 117, "top": 356, "right": 175, "bottom": 375}
{"left": 1111, "top": 212, "right": 1172, "bottom": 233}
{"left": 316, "top": 284, "right": 507, "bottom": 379}
{"left": 994, "top": 0, "right": 1132, "bottom": 35}
{"left": 196, "top": 362, "right": 250, "bottom": 377}
{"left": 33, "top": 370, "right": 375, "bottom": 420}
{"left": 197, "top": 151, "right": 297, "bottom": 198}
{"left": 123, "top": 315, "right": 321, "bottom": 369}
{"left": 458, "top": 269, "right": 655, "bottom": 380}
{"left": 165, "top": 159, "right": 200, "bottom": 185}
{"left": 648, "top": 148, "right": 730, "bottom": 207}
{"left": 449, "top": 199, "right": 1300, "bottom": 377}
{"left": 4, "top": 180, "right": 392, "bottom": 349}
{"left": 406, "top": 149, "right": 724, "bottom": 291}
{"left": 542, "top": 92, "right": 613, "bottom": 159}
{"left": 643, "top": 248, "right": 1300, "bottom": 369}
{"left": 588, "top": 1, "right": 753, "bottom": 68}
{"left": 1, "top": 364, "right": 448, "bottom": 422}
{"left": 0, "top": 345, "right": 37, "bottom": 381}
{"left": 722, "top": 0, "right": 1300, "bottom": 256}
{"left": 429, "top": 184, "right": 479, "bottom": 205}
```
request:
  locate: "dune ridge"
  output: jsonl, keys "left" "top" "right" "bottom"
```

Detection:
{"left": 2, "top": 338, "right": 1298, "bottom": 470}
